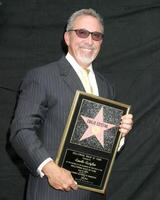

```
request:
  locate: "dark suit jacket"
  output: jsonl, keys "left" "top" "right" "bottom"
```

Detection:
{"left": 10, "top": 56, "right": 114, "bottom": 200}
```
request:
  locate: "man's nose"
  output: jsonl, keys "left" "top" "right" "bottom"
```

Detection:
{"left": 86, "top": 34, "right": 94, "bottom": 44}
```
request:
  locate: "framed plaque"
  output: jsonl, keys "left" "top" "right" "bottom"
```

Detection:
{"left": 55, "top": 90, "right": 131, "bottom": 194}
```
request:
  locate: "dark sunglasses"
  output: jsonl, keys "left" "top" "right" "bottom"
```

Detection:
{"left": 68, "top": 29, "right": 104, "bottom": 41}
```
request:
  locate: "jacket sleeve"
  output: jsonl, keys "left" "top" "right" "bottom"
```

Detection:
{"left": 10, "top": 69, "right": 51, "bottom": 176}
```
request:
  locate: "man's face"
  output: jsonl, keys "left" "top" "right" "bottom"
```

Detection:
{"left": 64, "top": 15, "right": 103, "bottom": 68}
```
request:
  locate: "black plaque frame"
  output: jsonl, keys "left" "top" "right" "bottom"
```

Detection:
{"left": 55, "top": 91, "right": 131, "bottom": 193}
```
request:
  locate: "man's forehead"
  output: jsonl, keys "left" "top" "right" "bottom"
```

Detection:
{"left": 73, "top": 15, "right": 102, "bottom": 31}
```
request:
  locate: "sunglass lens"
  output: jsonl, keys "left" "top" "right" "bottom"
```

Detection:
{"left": 76, "top": 29, "right": 89, "bottom": 38}
{"left": 92, "top": 32, "right": 103, "bottom": 41}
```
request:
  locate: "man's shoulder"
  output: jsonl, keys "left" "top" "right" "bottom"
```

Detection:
{"left": 19, "top": 56, "right": 66, "bottom": 85}
{"left": 25, "top": 56, "right": 66, "bottom": 77}
{"left": 32, "top": 56, "right": 66, "bottom": 73}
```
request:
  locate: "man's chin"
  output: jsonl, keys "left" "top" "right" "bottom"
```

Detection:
{"left": 78, "top": 56, "right": 94, "bottom": 65}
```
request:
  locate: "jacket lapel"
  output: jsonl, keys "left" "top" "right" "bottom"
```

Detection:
{"left": 95, "top": 70, "right": 114, "bottom": 99}
{"left": 57, "top": 56, "right": 85, "bottom": 93}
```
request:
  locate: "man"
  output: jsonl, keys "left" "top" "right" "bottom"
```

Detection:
{"left": 10, "top": 8, "right": 133, "bottom": 200}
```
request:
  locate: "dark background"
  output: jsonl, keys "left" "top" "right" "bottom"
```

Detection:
{"left": 0, "top": 0, "right": 160, "bottom": 200}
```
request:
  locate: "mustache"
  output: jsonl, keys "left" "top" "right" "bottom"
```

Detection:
{"left": 79, "top": 44, "right": 96, "bottom": 50}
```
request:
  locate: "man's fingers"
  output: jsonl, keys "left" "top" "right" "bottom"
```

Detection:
{"left": 120, "top": 114, "right": 133, "bottom": 136}
{"left": 70, "top": 181, "right": 78, "bottom": 190}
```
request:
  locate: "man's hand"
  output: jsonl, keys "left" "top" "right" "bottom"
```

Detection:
{"left": 119, "top": 114, "right": 133, "bottom": 136}
{"left": 42, "top": 161, "right": 78, "bottom": 191}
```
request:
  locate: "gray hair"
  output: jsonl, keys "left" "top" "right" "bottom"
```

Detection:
{"left": 66, "top": 8, "right": 104, "bottom": 33}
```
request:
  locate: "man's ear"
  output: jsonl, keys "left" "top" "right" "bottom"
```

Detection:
{"left": 64, "top": 32, "right": 69, "bottom": 46}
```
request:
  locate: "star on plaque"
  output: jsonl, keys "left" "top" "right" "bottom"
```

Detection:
{"left": 80, "top": 107, "right": 116, "bottom": 147}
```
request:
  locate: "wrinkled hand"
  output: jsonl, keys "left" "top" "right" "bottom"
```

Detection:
{"left": 119, "top": 114, "right": 133, "bottom": 136}
{"left": 42, "top": 161, "right": 78, "bottom": 191}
